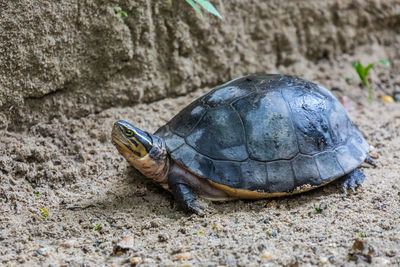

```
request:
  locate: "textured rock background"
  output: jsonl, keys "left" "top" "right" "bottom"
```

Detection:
{"left": 1, "top": 0, "right": 399, "bottom": 131}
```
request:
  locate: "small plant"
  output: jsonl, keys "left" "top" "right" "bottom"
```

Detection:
{"left": 40, "top": 207, "right": 49, "bottom": 217}
{"left": 91, "top": 223, "right": 101, "bottom": 231}
{"left": 34, "top": 192, "right": 40, "bottom": 197}
{"left": 192, "top": 231, "right": 204, "bottom": 235}
{"left": 114, "top": 7, "right": 128, "bottom": 18}
{"left": 352, "top": 59, "right": 390, "bottom": 103}
{"left": 168, "top": 0, "right": 222, "bottom": 19}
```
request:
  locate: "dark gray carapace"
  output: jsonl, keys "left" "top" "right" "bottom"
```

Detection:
{"left": 155, "top": 74, "right": 369, "bottom": 194}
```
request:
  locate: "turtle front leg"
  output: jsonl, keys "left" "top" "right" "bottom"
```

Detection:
{"left": 341, "top": 169, "right": 365, "bottom": 192}
{"left": 168, "top": 172, "right": 205, "bottom": 216}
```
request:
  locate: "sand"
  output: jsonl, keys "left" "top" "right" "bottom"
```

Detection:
{"left": 1, "top": 48, "right": 400, "bottom": 266}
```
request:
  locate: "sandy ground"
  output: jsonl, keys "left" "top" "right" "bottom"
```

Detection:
{"left": 1, "top": 51, "right": 400, "bottom": 266}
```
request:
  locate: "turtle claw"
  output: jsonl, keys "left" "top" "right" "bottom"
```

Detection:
{"left": 364, "top": 155, "right": 377, "bottom": 168}
{"left": 341, "top": 169, "right": 365, "bottom": 193}
{"left": 186, "top": 199, "right": 207, "bottom": 216}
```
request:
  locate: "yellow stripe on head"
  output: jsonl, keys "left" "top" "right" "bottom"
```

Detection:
{"left": 112, "top": 120, "right": 154, "bottom": 158}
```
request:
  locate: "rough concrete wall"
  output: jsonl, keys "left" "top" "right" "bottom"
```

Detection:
{"left": 1, "top": 0, "right": 399, "bottom": 131}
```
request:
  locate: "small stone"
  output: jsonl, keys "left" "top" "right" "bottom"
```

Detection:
{"left": 158, "top": 233, "right": 169, "bottom": 242}
{"left": 173, "top": 252, "right": 192, "bottom": 261}
{"left": 81, "top": 246, "right": 89, "bottom": 253}
{"left": 113, "top": 234, "right": 134, "bottom": 254}
{"left": 60, "top": 240, "right": 77, "bottom": 248}
{"left": 34, "top": 249, "right": 44, "bottom": 256}
{"left": 257, "top": 243, "right": 266, "bottom": 252}
{"left": 373, "top": 257, "right": 389, "bottom": 265}
{"left": 261, "top": 251, "right": 272, "bottom": 259}
{"left": 225, "top": 254, "right": 236, "bottom": 266}
{"left": 381, "top": 95, "right": 394, "bottom": 103}
{"left": 171, "top": 247, "right": 183, "bottom": 254}
{"left": 319, "top": 257, "right": 328, "bottom": 263}
{"left": 339, "top": 96, "right": 355, "bottom": 112}
{"left": 266, "top": 230, "right": 277, "bottom": 237}
{"left": 150, "top": 220, "right": 160, "bottom": 228}
{"left": 328, "top": 255, "right": 335, "bottom": 263}
{"left": 352, "top": 239, "right": 365, "bottom": 250}
{"left": 212, "top": 223, "right": 224, "bottom": 232}
{"left": 135, "top": 187, "right": 147, "bottom": 196}
{"left": 131, "top": 257, "right": 141, "bottom": 266}
{"left": 393, "top": 92, "right": 400, "bottom": 102}
{"left": 349, "top": 238, "right": 378, "bottom": 263}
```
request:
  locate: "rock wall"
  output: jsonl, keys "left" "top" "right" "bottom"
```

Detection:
{"left": 1, "top": 0, "right": 399, "bottom": 131}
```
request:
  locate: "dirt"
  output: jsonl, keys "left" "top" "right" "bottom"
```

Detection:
{"left": 1, "top": 46, "right": 400, "bottom": 266}
{"left": 1, "top": 0, "right": 400, "bottom": 266}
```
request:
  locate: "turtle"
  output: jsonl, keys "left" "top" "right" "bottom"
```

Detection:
{"left": 112, "top": 74, "right": 375, "bottom": 215}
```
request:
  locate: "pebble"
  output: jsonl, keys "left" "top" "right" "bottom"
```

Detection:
{"left": 261, "top": 251, "right": 272, "bottom": 259}
{"left": 392, "top": 92, "right": 400, "bottom": 102}
{"left": 173, "top": 252, "right": 192, "bottom": 261}
{"left": 60, "top": 240, "right": 77, "bottom": 248}
{"left": 349, "top": 238, "right": 378, "bottom": 263}
{"left": 150, "top": 220, "right": 160, "bottom": 228}
{"left": 225, "top": 254, "right": 236, "bottom": 266}
{"left": 158, "top": 233, "right": 169, "bottom": 242}
{"left": 113, "top": 234, "right": 134, "bottom": 254}
{"left": 262, "top": 218, "right": 270, "bottom": 224}
{"left": 131, "top": 257, "right": 141, "bottom": 265}
{"left": 135, "top": 187, "right": 147, "bottom": 196}
{"left": 319, "top": 257, "right": 328, "bottom": 263}
{"left": 381, "top": 95, "right": 394, "bottom": 103}
{"left": 266, "top": 230, "right": 277, "bottom": 237}
{"left": 373, "top": 257, "right": 389, "bottom": 265}
{"left": 257, "top": 244, "right": 266, "bottom": 252}
{"left": 212, "top": 223, "right": 224, "bottom": 232}
{"left": 339, "top": 96, "right": 355, "bottom": 112}
{"left": 34, "top": 249, "right": 44, "bottom": 256}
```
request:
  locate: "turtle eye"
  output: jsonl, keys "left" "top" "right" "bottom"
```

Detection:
{"left": 125, "top": 129, "right": 134, "bottom": 137}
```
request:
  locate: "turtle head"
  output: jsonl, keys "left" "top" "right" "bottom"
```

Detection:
{"left": 112, "top": 120, "right": 169, "bottom": 183}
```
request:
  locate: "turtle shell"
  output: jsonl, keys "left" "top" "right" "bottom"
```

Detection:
{"left": 155, "top": 74, "right": 369, "bottom": 194}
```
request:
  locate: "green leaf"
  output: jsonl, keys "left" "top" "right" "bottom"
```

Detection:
{"left": 194, "top": 0, "right": 223, "bottom": 19}
{"left": 379, "top": 59, "right": 390, "bottom": 67}
{"left": 114, "top": 6, "right": 122, "bottom": 12}
{"left": 91, "top": 224, "right": 101, "bottom": 231}
{"left": 167, "top": 0, "right": 172, "bottom": 5}
{"left": 352, "top": 61, "right": 365, "bottom": 81}
{"left": 364, "top": 63, "right": 375, "bottom": 77}
{"left": 186, "top": 0, "right": 203, "bottom": 18}
{"left": 121, "top": 11, "right": 128, "bottom": 17}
